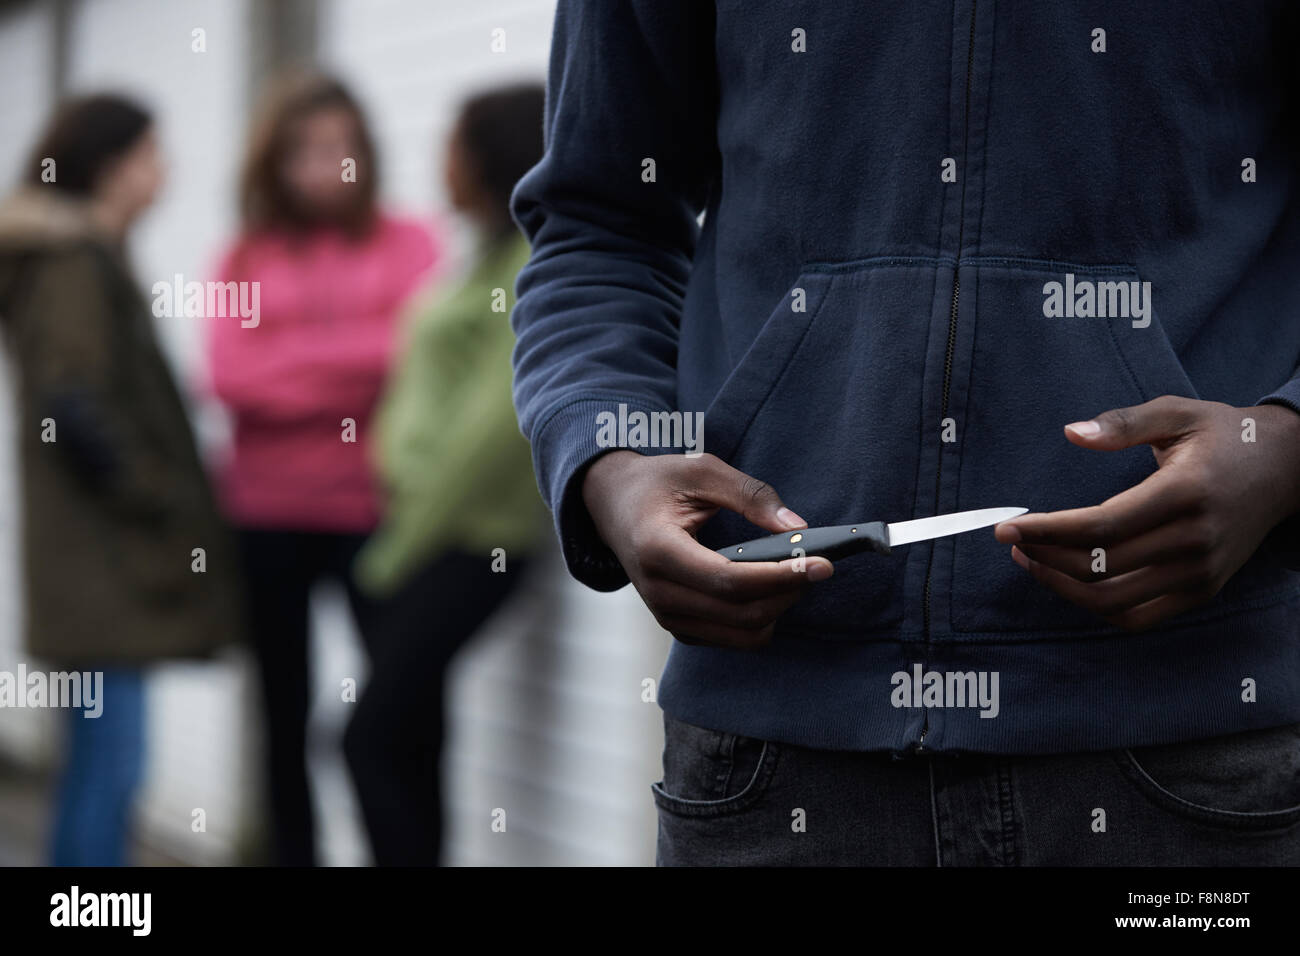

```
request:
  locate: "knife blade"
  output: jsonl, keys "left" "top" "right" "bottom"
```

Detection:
{"left": 715, "top": 506, "right": 1028, "bottom": 562}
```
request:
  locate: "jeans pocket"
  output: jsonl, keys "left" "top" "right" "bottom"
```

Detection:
{"left": 651, "top": 714, "right": 780, "bottom": 817}
{"left": 1114, "top": 723, "right": 1300, "bottom": 830}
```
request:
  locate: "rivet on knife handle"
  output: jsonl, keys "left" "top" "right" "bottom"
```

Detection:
{"left": 716, "top": 521, "right": 890, "bottom": 562}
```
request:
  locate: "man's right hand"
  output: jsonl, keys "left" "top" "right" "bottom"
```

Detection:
{"left": 581, "top": 450, "right": 833, "bottom": 648}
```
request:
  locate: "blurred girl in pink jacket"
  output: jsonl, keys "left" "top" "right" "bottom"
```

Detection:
{"left": 207, "top": 70, "right": 440, "bottom": 865}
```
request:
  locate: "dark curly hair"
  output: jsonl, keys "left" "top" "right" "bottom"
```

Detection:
{"left": 453, "top": 82, "right": 546, "bottom": 225}
{"left": 26, "top": 93, "right": 153, "bottom": 196}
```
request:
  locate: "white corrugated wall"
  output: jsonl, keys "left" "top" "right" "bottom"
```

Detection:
{"left": 0, "top": 0, "right": 60, "bottom": 771}
{"left": 318, "top": 0, "right": 669, "bottom": 867}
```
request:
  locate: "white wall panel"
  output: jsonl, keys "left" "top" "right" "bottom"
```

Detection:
{"left": 0, "top": 1, "right": 65, "bottom": 770}
{"left": 321, "top": 0, "right": 669, "bottom": 867}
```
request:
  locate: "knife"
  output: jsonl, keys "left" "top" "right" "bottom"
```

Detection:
{"left": 715, "top": 506, "right": 1028, "bottom": 562}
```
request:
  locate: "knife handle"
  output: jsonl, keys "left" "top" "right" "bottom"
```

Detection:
{"left": 715, "top": 521, "right": 890, "bottom": 562}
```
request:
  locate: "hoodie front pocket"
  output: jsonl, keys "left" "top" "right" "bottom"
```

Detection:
{"left": 949, "top": 260, "right": 1200, "bottom": 635}
{"left": 700, "top": 259, "right": 939, "bottom": 640}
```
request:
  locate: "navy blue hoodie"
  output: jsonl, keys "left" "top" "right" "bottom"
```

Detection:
{"left": 509, "top": 0, "right": 1300, "bottom": 754}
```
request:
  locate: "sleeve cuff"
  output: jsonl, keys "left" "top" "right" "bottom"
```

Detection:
{"left": 530, "top": 396, "right": 683, "bottom": 592}
{"left": 1255, "top": 384, "right": 1300, "bottom": 570}
{"left": 1258, "top": 378, "right": 1300, "bottom": 418}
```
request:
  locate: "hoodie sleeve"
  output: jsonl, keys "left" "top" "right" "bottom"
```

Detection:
{"left": 509, "top": 0, "right": 719, "bottom": 591}
{"left": 1258, "top": 376, "right": 1300, "bottom": 419}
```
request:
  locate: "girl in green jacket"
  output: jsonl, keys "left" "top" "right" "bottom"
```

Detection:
{"left": 347, "top": 84, "right": 549, "bottom": 866}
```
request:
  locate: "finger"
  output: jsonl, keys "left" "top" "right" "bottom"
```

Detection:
{"left": 994, "top": 468, "right": 1198, "bottom": 548}
{"left": 684, "top": 454, "right": 806, "bottom": 533}
{"left": 1015, "top": 518, "right": 1208, "bottom": 581}
{"left": 1011, "top": 546, "right": 1195, "bottom": 617}
{"left": 658, "top": 614, "right": 776, "bottom": 649}
{"left": 646, "top": 576, "right": 809, "bottom": 629}
{"left": 1104, "top": 592, "right": 1206, "bottom": 632}
{"left": 1013, "top": 542, "right": 1104, "bottom": 581}
{"left": 1063, "top": 395, "right": 1201, "bottom": 451}
{"left": 642, "top": 526, "right": 834, "bottom": 600}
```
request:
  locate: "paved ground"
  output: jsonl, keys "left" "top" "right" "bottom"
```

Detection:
{"left": 0, "top": 758, "right": 182, "bottom": 866}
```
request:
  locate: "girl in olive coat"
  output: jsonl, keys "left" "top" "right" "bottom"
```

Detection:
{"left": 0, "top": 95, "right": 243, "bottom": 865}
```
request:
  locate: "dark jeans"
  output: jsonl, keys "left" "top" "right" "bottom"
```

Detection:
{"left": 239, "top": 527, "right": 379, "bottom": 867}
{"left": 654, "top": 714, "right": 1300, "bottom": 865}
{"left": 343, "top": 549, "right": 530, "bottom": 866}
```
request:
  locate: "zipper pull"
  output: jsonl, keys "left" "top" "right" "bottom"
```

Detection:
{"left": 915, "top": 725, "right": 928, "bottom": 754}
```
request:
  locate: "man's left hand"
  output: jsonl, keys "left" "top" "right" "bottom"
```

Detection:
{"left": 993, "top": 396, "right": 1300, "bottom": 631}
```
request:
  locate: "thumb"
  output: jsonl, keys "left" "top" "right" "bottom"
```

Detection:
{"left": 693, "top": 455, "right": 806, "bottom": 533}
{"left": 1063, "top": 396, "right": 1198, "bottom": 451}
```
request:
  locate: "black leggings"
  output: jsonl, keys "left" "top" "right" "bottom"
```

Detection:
{"left": 342, "top": 548, "right": 529, "bottom": 866}
{"left": 238, "top": 527, "right": 379, "bottom": 867}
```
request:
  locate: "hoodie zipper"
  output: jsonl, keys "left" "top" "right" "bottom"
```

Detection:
{"left": 917, "top": 1, "right": 978, "bottom": 753}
